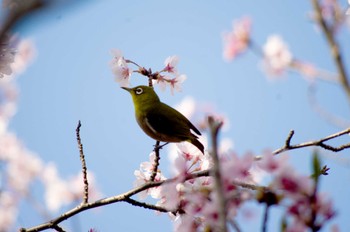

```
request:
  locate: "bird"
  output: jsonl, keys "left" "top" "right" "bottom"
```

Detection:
{"left": 122, "top": 85, "right": 204, "bottom": 154}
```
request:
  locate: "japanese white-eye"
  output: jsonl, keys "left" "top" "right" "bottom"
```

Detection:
{"left": 122, "top": 85, "right": 204, "bottom": 154}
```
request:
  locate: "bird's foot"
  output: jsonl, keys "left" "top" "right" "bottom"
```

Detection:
{"left": 154, "top": 142, "right": 169, "bottom": 150}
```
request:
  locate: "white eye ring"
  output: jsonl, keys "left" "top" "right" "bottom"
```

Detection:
{"left": 135, "top": 87, "right": 143, "bottom": 95}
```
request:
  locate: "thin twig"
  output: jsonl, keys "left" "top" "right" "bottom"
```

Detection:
{"left": 311, "top": 0, "right": 350, "bottom": 101}
{"left": 123, "top": 197, "right": 177, "bottom": 214}
{"left": 150, "top": 140, "right": 161, "bottom": 181}
{"left": 208, "top": 116, "right": 228, "bottom": 232}
{"left": 277, "top": 127, "right": 350, "bottom": 155}
{"left": 76, "top": 120, "right": 89, "bottom": 204}
{"left": 262, "top": 204, "right": 269, "bottom": 232}
{"left": 51, "top": 224, "right": 66, "bottom": 232}
{"left": 255, "top": 127, "right": 350, "bottom": 160}
{"left": 228, "top": 218, "right": 241, "bottom": 232}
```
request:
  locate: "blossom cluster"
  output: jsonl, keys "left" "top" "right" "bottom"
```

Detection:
{"left": 135, "top": 144, "right": 335, "bottom": 231}
{"left": 133, "top": 99, "right": 335, "bottom": 231}
{"left": 0, "top": 37, "right": 101, "bottom": 231}
{"left": 222, "top": 3, "right": 350, "bottom": 81}
{"left": 110, "top": 50, "right": 186, "bottom": 95}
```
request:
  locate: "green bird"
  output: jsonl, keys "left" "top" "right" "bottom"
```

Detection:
{"left": 122, "top": 85, "right": 204, "bottom": 154}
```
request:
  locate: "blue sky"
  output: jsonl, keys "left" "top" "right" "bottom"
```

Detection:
{"left": 7, "top": 0, "right": 350, "bottom": 231}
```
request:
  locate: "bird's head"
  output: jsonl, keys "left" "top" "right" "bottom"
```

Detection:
{"left": 122, "top": 85, "right": 160, "bottom": 108}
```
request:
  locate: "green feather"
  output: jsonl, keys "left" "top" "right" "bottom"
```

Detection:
{"left": 122, "top": 85, "right": 204, "bottom": 154}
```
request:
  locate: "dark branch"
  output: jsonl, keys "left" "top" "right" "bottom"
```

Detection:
{"left": 273, "top": 127, "right": 350, "bottom": 155}
{"left": 122, "top": 197, "right": 176, "bottom": 214}
{"left": 150, "top": 141, "right": 161, "bottom": 181}
{"left": 310, "top": 0, "right": 350, "bottom": 101}
{"left": 76, "top": 120, "right": 89, "bottom": 204}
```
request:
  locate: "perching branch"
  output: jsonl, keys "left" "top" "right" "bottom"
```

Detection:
{"left": 20, "top": 125, "right": 350, "bottom": 231}
{"left": 208, "top": 116, "right": 228, "bottom": 232}
{"left": 310, "top": 0, "right": 350, "bottom": 102}
{"left": 76, "top": 120, "right": 89, "bottom": 204}
{"left": 150, "top": 140, "right": 161, "bottom": 181}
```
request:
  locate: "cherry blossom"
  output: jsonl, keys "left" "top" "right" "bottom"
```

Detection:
{"left": 262, "top": 35, "right": 293, "bottom": 77}
{"left": 163, "top": 55, "right": 179, "bottom": 74}
{"left": 42, "top": 163, "right": 75, "bottom": 211}
{"left": 0, "top": 191, "right": 17, "bottom": 231}
{"left": 110, "top": 49, "right": 132, "bottom": 87}
{"left": 68, "top": 171, "right": 101, "bottom": 202}
{"left": 134, "top": 152, "right": 166, "bottom": 199}
{"left": 222, "top": 17, "right": 251, "bottom": 61}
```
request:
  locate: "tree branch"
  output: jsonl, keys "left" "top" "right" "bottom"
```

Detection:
{"left": 76, "top": 120, "right": 89, "bottom": 204}
{"left": 208, "top": 116, "right": 228, "bottom": 232}
{"left": 19, "top": 169, "right": 209, "bottom": 232}
{"left": 255, "top": 127, "right": 350, "bottom": 160}
{"left": 277, "top": 127, "right": 350, "bottom": 154}
{"left": 20, "top": 126, "right": 350, "bottom": 231}
{"left": 310, "top": 0, "right": 350, "bottom": 101}
{"left": 150, "top": 140, "right": 161, "bottom": 181}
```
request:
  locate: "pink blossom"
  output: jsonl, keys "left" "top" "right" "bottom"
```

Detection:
{"left": 174, "top": 214, "right": 199, "bottom": 232}
{"left": 163, "top": 55, "right": 179, "bottom": 73}
{"left": 7, "top": 149, "right": 43, "bottom": 193}
{"left": 158, "top": 74, "right": 187, "bottom": 95}
{"left": 200, "top": 194, "right": 220, "bottom": 228}
{"left": 257, "top": 151, "right": 288, "bottom": 174}
{"left": 68, "top": 171, "right": 101, "bottom": 202}
{"left": 292, "top": 60, "right": 318, "bottom": 81}
{"left": 42, "top": 163, "right": 75, "bottom": 211}
{"left": 221, "top": 152, "right": 255, "bottom": 184}
{"left": 272, "top": 166, "right": 313, "bottom": 195}
{"left": 262, "top": 35, "right": 293, "bottom": 77}
{"left": 285, "top": 219, "right": 308, "bottom": 232}
{"left": 156, "top": 177, "right": 183, "bottom": 210}
{"left": 0, "top": 191, "right": 17, "bottom": 231}
{"left": 110, "top": 49, "right": 132, "bottom": 87}
{"left": 134, "top": 152, "right": 166, "bottom": 199}
{"left": 174, "top": 96, "right": 196, "bottom": 119}
{"left": 286, "top": 193, "right": 335, "bottom": 230}
{"left": 222, "top": 17, "right": 251, "bottom": 61}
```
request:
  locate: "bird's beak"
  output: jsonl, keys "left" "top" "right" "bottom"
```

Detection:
{"left": 121, "top": 87, "right": 131, "bottom": 92}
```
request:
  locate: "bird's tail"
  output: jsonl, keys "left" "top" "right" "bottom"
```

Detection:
{"left": 189, "top": 137, "right": 204, "bottom": 154}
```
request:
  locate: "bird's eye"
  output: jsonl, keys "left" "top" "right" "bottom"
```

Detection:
{"left": 135, "top": 87, "right": 143, "bottom": 95}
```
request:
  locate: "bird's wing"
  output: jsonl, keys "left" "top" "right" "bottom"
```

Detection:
{"left": 146, "top": 103, "right": 200, "bottom": 139}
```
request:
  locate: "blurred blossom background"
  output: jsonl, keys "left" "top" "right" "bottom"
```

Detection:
{"left": 0, "top": 0, "right": 350, "bottom": 231}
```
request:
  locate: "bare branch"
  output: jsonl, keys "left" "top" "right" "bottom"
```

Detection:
{"left": 51, "top": 224, "right": 66, "bottom": 232}
{"left": 310, "top": 0, "right": 350, "bottom": 102}
{"left": 122, "top": 197, "right": 176, "bottom": 214}
{"left": 19, "top": 169, "right": 209, "bottom": 232}
{"left": 76, "top": 120, "right": 89, "bottom": 204}
{"left": 275, "top": 127, "right": 350, "bottom": 155}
